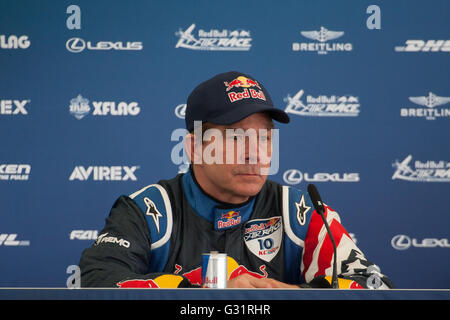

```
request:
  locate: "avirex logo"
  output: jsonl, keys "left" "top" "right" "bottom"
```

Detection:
{"left": 0, "top": 100, "right": 29, "bottom": 115}
{"left": 69, "top": 166, "right": 139, "bottom": 181}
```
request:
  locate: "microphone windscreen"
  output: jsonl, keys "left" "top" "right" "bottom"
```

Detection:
{"left": 307, "top": 184, "right": 324, "bottom": 213}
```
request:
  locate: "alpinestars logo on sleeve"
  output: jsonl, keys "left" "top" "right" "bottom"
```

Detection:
{"left": 295, "top": 194, "right": 311, "bottom": 226}
{"left": 144, "top": 197, "right": 163, "bottom": 233}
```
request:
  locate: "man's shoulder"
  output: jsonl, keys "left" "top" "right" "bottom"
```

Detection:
{"left": 125, "top": 174, "right": 183, "bottom": 249}
{"left": 128, "top": 173, "right": 183, "bottom": 199}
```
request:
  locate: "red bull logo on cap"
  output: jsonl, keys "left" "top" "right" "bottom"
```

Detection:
{"left": 224, "top": 76, "right": 261, "bottom": 91}
{"left": 224, "top": 76, "right": 266, "bottom": 103}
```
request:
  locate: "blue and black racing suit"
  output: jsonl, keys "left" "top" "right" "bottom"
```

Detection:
{"left": 79, "top": 169, "right": 394, "bottom": 288}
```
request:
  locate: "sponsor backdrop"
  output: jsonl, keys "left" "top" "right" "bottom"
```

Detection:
{"left": 1, "top": 0, "right": 449, "bottom": 289}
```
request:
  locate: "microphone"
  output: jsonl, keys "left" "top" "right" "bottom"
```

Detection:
{"left": 307, "top": 184, "right": 339, "bottom": 289}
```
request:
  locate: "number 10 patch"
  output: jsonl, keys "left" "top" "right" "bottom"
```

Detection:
{"left": 243, "top": 216, "right": 282, "bottom": 262}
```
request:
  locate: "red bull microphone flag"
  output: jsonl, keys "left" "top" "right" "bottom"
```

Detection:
{"left": 201, "top": 251, "right": 227, "bottom": 288}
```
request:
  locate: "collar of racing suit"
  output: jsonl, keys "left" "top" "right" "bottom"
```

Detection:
{"left": 181, "top": 167, "right": 255, "bottom": 231}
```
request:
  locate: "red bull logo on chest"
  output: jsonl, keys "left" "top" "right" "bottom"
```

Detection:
{"left": 217, "top": 210, "right": 242, "bottom": 230}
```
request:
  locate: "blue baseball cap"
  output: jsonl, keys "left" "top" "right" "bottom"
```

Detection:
{"left": 185, "top": 71, "right": 290, "bottom": 132}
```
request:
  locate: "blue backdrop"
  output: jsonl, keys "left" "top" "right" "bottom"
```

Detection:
{"left": 1, "top": 0, "right": 449, "bottom": 289}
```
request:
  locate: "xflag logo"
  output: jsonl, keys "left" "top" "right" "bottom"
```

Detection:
{"left": 0, "top": 35, "right": 30, "bottom": 49}
{"left": 69, "top": 95, "right": 141, "bottom": 120}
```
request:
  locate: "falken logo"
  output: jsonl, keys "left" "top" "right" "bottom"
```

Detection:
{"left": 395, "top": 40, "right": 450, "bottom": 52}
{"left": 0, "top": 234, "right": 30, "bottom": 246}
{"left": 69, "top": 166, "right": 139, "bottom": 181}
{"left": 0, "top": 35, "right": 30, "bottom": 49}
{"left": 292, "top": 26, "right": 352, "bottom": 54}
{"left": 66, "top": 37, "right": 143, "bottom": 53}
{"left": 392, "top": 155, "right": 450, "bottom": 182}
{"left": 175, "top": 23, "right": 252, "bottom": 51}
{"left": 284, "top": 89, "right": 360, "bottom": 117}
{"left": 400, "top": 92, "right": 450, "bottom": 120}
{"left": 0, "top": 164, "right": 31, "bottom": 181}
{"left": 70, "top": 230, "right": 98, "bottom": 240}
{"left": 283, "top": 169, "right": 360, "bottom": 185}
{"left": 69, "top": 94, "right": 141, "bottom": 119}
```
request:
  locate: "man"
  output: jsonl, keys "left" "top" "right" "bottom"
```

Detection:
{"left": 79, "top": 71, "right": 393, "bottom": 289}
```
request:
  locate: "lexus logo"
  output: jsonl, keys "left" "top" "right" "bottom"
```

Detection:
{"left": 66, "top": 37, "right": 86, "bottom": 53}
{"left": 283, "top": 169, "right": 303, "bottom": 185}
{"left": 391, "top": 234, "right": 450, "bottom": 250}
{"left": 174, "top": 104, "right": 186, "bottom": 119}
{"left": 283, "top": 169, "right": 359, "bottom": 184}
{"left": 391, "top": 234, "right": 411, "bottom": 250}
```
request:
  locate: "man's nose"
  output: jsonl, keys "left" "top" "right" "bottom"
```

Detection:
{"left": 244, "top": 135, "right": 259, "bottom": 164}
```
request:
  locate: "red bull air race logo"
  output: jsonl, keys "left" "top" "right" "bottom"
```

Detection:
{"left": 392, "top": 155, "right": 450, "bottom": 182}
{"left": 175, "top": 24, "right": 252, "bottom": 51}
{"left": 244, "top": 217, "right": 282, "bottom": 262}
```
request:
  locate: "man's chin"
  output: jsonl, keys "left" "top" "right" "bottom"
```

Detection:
{"left": 232, "top": 176, "right": 266, "bottom": 196}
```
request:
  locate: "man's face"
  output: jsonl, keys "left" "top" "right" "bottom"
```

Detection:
{"left": 189, "top": 112, "right": 274, "bottom": 203}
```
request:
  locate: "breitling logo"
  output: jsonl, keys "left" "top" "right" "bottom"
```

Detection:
{"left": 301, "top": 26, "right": 344, "bottom": 42}
{"left": 292, "top": 26, "right": 353, "bottom": 55}
{"left": 295, "top": 195, "right": 311, "bottom": 226}
{"left": 401, "top": 92, "right": 450, "bottom": 120}
{"left": 144, "top": 197, "right": 163, "bottom": 233}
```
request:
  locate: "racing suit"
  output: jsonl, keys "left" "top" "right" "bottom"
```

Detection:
{"left": 79, "top": 169, "right": 394, "bottom": 288}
